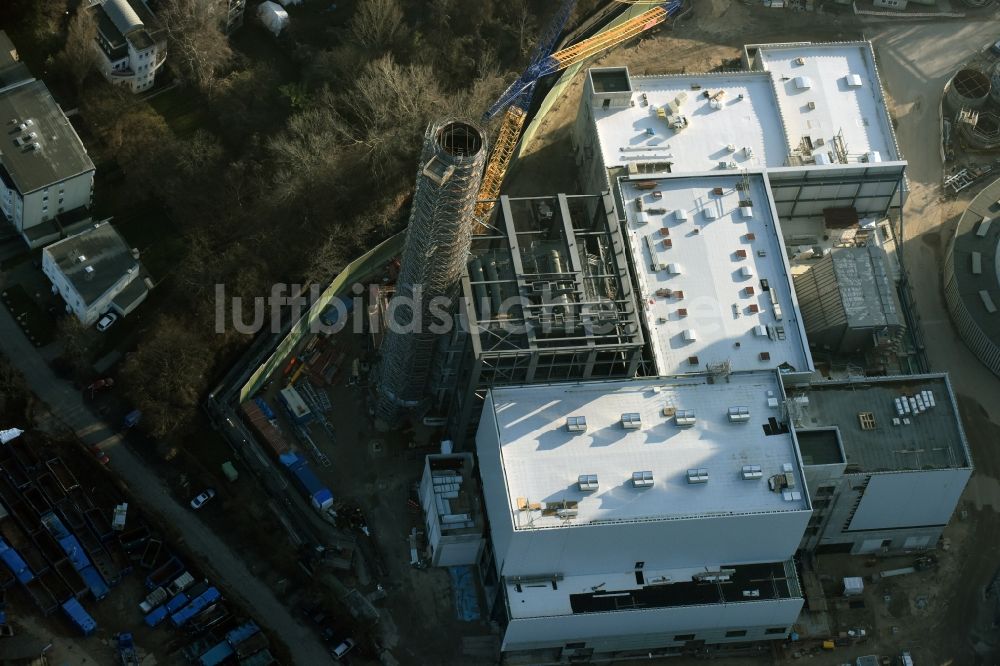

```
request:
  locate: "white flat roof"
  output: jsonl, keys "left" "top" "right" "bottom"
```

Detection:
{"left": 489, "top": 372, "right": 809, "bottom": 531}
{"left": 621, "top": 173, "right": 811, "bottom": 375}
{"left": 753, "top": 42, "right": 900, "bottom": 162}
{"left": 594, "top": 72, "right": 789, "bottom": 172}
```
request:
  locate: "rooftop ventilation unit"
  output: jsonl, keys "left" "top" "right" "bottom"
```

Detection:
{"left": 621, "top": 412, "right": 642, "bottom": 429}
{"left": 666, "top": 263, "right": 681, "bottom": 274}
{"left": 566, "top": 416, "right": 588, "bottom": 432}
{"left": 782, "top": 490, "right": 803, "bottom": 502}
{"left": 578, "top": 474, "right": 599, "bottom": 492}
{"left": 675, "top": 209, "right": 688, "bottom": 221}
{"left": 728, "top": 406, "right": 751, "bottom": 423}
{"left": 687, "top": 468, "right": 709, "bottom": 484}
{"left": 794, "top": 76, "right": 812, "bottom": 90}
{"left": 740, "top": 266, "right": 754, "bottom": 279}
{"left": 740, "top": 206, "right": 753, "bottom": 218}
{"left": 674, "top": 409, "right": 696, "bottom": 427}
{"left": 632, "top": 471, "right": 654, "bottom": 488}
{"left": 703, "top": 208, "right": 717, "bottom": 221}
{"left": 844, "top": 74, "right": 863, "bottom": 88}
{"left": 794, "top": 57, "right": 805, "bottom": 66}
{"left": 741, "top": 465, "right": 763, "bottom": 480}
{"left": 557, "top": 508, "right": 579, "bottom": 519}
{"left": 682, "top": 329, "right": 697, "bottom": 342}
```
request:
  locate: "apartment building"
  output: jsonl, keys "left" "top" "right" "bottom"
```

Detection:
{"left": 92, "top": 0, "right": 167, "bottom": 93}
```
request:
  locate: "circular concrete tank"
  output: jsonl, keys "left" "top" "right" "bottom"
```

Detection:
{"left": 948, "top": 68, "right": 991, "bottom": 110}
{"left": 990, "top": 62, "right": 1000, "bottom": 106}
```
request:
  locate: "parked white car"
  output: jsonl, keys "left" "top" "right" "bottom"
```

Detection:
{"left": 96, "top": 312, "right": 119, "bottom": 332}
{"left": 190, "top": 488, "right": 216, "bottom": 510}
{"left": 331, "top": 637, "right": 355, "bottom": 660}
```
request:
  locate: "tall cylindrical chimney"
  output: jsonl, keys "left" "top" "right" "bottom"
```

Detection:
{"left": 374, "top": 119, "right": 487, "bottom": 427}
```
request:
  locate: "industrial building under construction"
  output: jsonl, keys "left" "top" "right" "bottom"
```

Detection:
{"left": 362, "top": 37, "right": 971, "bottom": 662}
{"left": 214, "top": 24, "right": 973, "bottom": 664}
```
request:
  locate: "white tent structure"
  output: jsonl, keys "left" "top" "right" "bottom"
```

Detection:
{"left": 257, "top": 1, "right": 289, "bottom": 35}
{"left": 0, "top": 428, "right": 24, "bottom": 445}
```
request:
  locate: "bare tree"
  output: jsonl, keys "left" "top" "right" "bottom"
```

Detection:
{"left": 120, "top": 317, "right": 210, "bottom": 438}
{"left": 349, "top": 0, "right": 405, "bottom": 52}
{"left": 338, "top": 55, "right": 445, "bottom": 176}
{"left": 158, "top": 0, "right": 233, "bottom": 93}
{"left": 60, "top": 5, "right": 99, "bottom": 93}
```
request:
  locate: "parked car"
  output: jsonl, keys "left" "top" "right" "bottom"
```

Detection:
{"left": 331, "top": 637, "right": 355, "bottom": 660}
{"left": 95, "top": 312, "right": 119, "bottom": 332}
{"left": 992, "top": 39, "right": 1000, "bottom": 57}
{"left": 89, "top": 445, "right": 110, "bottom": 465}
{"left": 189, "top": 489, "right": 216, "bottom": 510}
{"left": 122, "top": 409, "right": 142, "bottom": 429}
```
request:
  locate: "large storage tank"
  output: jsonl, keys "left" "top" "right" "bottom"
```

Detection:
{"left": 990, "top": 62, "right": 1000, "bottom": 106}
{"left": 948, "top": 69, "right": 991, "bottom": 110}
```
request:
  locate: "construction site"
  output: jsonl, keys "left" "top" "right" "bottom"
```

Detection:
{"left": 199, "top": 2, "right": 1000, "bottom": 665}
{"left": 0, "top": 411, "right": 281, "bottom": 665}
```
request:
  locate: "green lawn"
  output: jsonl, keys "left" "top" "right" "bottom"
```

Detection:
{"left": 147, "top": 86, "right": 209, "bottom": 138}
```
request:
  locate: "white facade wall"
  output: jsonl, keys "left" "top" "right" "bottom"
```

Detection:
{"left": 492, "top": 511, "right": 810, "bottom": 578}
{"left": 94, "top": 39, "right": 164, "bottom": 92}
{"left": 502, "top": 598, "right": 804, "bottom": 653}
{"left": 128, "top": 42, "right": 162, "bottom": 92}
{"left": 477, "top": 393, "right": 515, "bottom": 572}
{"left": 805, "top": 468, "right": 971, "bottom": 554}
{"left": 7, "top": 171, "right": 93, "bottom": 232}
{"left": 849, "top": 469, "right": 971, "bottom": 531}
{"left": 477, "top": 394, "right": 812, "bottom": 578}
{"left": 0, "top": 177, "right": 20, "bottom": 227}
{"left": 432, "top": 535, "right": 483, "bottom": 567}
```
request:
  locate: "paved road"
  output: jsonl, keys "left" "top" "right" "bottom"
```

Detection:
{"left": 0, "top": 304, "right": 331, "bottom": 664}
{"left": 871, "top": 17, "right": 1000, "bottom": 435}
{"left": 870, "top": 15, "right": 1000, "bottom": 662}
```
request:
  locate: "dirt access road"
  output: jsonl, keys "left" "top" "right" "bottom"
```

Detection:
{"left": 871, "top": 14, "right": 1000, "bottom": 663}
{"left": 0, "top": 298, "right": 331, "bottom": 664}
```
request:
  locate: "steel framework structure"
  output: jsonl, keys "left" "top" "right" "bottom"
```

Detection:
{"left": 437, "top": 192, "right": 649, "bottom": 444}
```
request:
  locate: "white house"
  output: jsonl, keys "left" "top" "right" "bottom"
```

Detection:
{"left": 42, "top": 222, "right": 149, "bottom": 326}
{"left": 0, "top": 77, "right": 95, "bottom": 248}
{"left": 477, "top": 371, "right": 811, "bottom": 661}
{"left": 92, "top": 0, "right": 167, "bottom": 93}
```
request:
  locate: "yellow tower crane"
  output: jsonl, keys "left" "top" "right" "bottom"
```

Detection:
{"left": 474, "top": 1, "right": 684, "bottom": 223}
